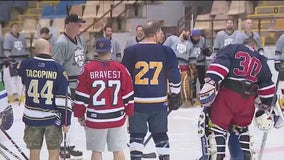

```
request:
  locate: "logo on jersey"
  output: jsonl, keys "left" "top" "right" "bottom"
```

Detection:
{"left": 176, "top": 43, "right": 187, "bottom": 54}
{"left": 224, "top": 38, "right": 234, "bottom": 46}
{"left": 74, "top": 47, "right": 85, "bottom": 67}
{"left": 14, "top": 41, "right": 23, "bottom": 51}
{"left": 193, "top": 47, "right": 201, "bottom": 57}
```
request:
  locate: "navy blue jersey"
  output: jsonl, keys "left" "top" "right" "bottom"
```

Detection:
{"left": 18, "top": 54, "right": 72, "bottom": 126}
{"left": 122, "top": 43, "right": 181, "bottom": 112}
{"left": 206, "top": 44, "right": 275, "bottom": 105}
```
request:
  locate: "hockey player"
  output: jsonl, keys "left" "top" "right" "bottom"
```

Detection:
{"left": 40, "top": 27, "right": 58, "bottom": 48}
{"left": 74, "top": 37, "right": 134, "bottom": 160}
{"left": 17, "top": 38, "right": 72, "bottom": 160}
{"left": 275, "top": 33, "right": 284, "bottom": 110}
{"left": 199, "top": 38, "right": 275, "bottom": 160}
{"left": 125, "top": 25, "right": 145, "bottom": 48}
{"left": 52, "top": 13, "right": 87, "bottom": 159}
{"left": 213, "top": 19, "right": 239, "bottom": 56}
{"left": 163, "top": 29, "right": 195, "bottom": 106}
{"left": 188, "top": 29, "right": 212, "bottom": 101}
{"left": 235, "top": 19, "right": 264, "bottom": 55}
{"left": 212, "top": 18, "right": 243, "bottom": 160}
{"left": 122, "top": 20, "right": 182, "bottom": 160}
{"left": 102, "top": 26, "right": 122, "bottom": 62}
{"left": 3, "top": 22, "right": 29, "bottom": 103}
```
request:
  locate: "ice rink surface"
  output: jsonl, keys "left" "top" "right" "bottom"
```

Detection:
{"left": 1, "top": 103, "right": 284, "bottom": 160}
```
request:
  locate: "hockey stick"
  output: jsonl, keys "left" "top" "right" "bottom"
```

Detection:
{"left": 258, "top": 73, "right": 280, "bottom": 160}
{"left": 0, "top": 143, "right": 22, "bottom": 160}
{"left": 63, "top": 89, "right": 69, "bottom": 160}
{"left": 0, "top": 146, "right": 11, "bottom": 160}
{"left": 0, "top": 129, "right": 28, "bottom": 160}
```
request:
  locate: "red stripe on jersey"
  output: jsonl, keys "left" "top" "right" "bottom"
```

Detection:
{"left": 207, "top": 64, "right": 228, "bottom": 79}
{"left": 258, "top": 86, "right": 275, "bottom": 97}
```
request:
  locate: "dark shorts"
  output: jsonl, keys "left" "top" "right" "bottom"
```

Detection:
{"left": 24, "top": 125, "right": 62, "bottom": 150}
{"left": 129, "top": 109, "right": 168, "bottom": 134}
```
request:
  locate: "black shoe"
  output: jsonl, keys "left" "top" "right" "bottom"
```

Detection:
{"left": 59, "top": 147, "right": 71, "bottom": 159}
{"left": 67, "top": 146, "right": 83, "bottom": 157}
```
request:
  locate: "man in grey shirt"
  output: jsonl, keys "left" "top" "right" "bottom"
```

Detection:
{"left": 3, "top": 23, "right": 29, "bottom": 103}
{"left": 235, "top": 18, "right": 264, "bottom": 55}
{"left": 102, "top": 25, "right": 121, "bottom": 61}
{"left": 52, "top": 13, "right": 87, "bottom": 159}
{"left": 125, "top": 25, "right": 144, "bottom": 48}
{"left": 164, "top": 29, "right": 194, "bottom": 106}
{"left": 40, "top": 27, "right": 58, "bottom": 47}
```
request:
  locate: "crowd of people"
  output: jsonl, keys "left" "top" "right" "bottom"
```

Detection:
{"left": 0, "top": 13, "right": 284, "bottom": 160}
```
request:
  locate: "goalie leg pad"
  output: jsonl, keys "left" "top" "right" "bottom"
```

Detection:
{"left": 0, "top": 105, "right": 13, "bottom": 130}
{"left": 129, "top": 133, "right": 146, "bottom": 160}
{"left": 208, "top": 124, "right": 227, "bottom": 160}
{"left": 231, "top": 126, "right": 253, "bottom": 159}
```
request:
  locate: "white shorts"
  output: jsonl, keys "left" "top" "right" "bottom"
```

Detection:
{"left": 85, "top": 123, "right": 127, "bottom": 152}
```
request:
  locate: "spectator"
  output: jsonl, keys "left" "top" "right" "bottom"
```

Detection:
{"left": 125, "top": 25, "right": 144, "bottom": 48}
{"left": 52, "top": 13, "right": 87, "bottom": 159}
{"left": 3, "top": 22, "right": 29, "bottom": 103}
{"left": 102, "top": 25, "right": 122, "bottom": 62}
{"left": 40, "top": 27, "right": 58, "bottom": 47}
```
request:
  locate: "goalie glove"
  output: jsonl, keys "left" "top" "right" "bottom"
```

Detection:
{"left": 274, "top": 60, "right": 284, "bottom": 72}
{"left": 168, "top": 93, "right": 183, "bottom": 111}
{"left": 199, "top": 78, "right": 217, "bottom": 107}
{"left": 0, "top": 105, "right": 13, "bottom": 130}
{"left": 254, "top": 109, "right": 274, "bottom": 132}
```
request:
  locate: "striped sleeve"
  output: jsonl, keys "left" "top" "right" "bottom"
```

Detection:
{"left": 55, "top": 69, "right": 72, "bottom": 126}
{"left": 74, "top": 66, "right": 89, "bottom": 118}
{"left": 121, "top": 66, "right": 134, "bottom": 116}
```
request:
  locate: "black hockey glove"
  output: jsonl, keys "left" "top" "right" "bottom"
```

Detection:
{"left": 168, "top": 93, "right": 183, "bottom": 111}
{"left": 202, "top": 48, "right": 212, "bottom": 57}
{"left": 274, "top": 60, "right": 284, "bottom": 72}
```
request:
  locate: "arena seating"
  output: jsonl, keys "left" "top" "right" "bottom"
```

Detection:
{"left": 210, "top": 1, "right": 230, "bottom": 16}
{"left": 69, "top": 4, "right": 83, "bottom": 17}
{"left": 227, "top": 1, "right": 245, "bottom": 15}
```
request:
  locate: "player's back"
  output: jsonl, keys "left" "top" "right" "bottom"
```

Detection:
{"left": 216, "top": 44, "right": 269, "bottom": 82}
{"left": 82, "top": 60, "right": 130, "bottom": 109}
{"left": 18, "top": 55, "right": 65, "bottom": 109}
{"left": 122, "top": 43, "right": 180, "bottom": 111}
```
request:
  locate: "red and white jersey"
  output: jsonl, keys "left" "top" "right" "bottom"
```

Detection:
{"left": 74, "top": 59, "right": 134, "bottom": 129}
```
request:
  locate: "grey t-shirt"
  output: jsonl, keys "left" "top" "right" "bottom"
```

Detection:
{"left": 164, "top": 35, "right": 195, "bottom": 65}
{"left": 214, "top": 30, "right": 239, "bottom": 52}
{"left": 52, "top": 33, "right": 88, "bottom": 89}
{"left": 235, "top": 31, "right": 263, "bottom": 50}
{"left": 188, "top": 36, "right": 208, "bottom": 66}
{"left": 125, "top": 36, "right": 144, "bottom": 48}
{"left": 3, "top": 32, "right": 29, "bottom": 61}
{"left": 0, "top": 34, "right": 4, "bottom": 58}
{"left": 275, "top": 34, "right": 284, "bottom": 61}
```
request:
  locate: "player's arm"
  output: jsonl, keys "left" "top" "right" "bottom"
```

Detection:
{"left": 165, "top": 47, "right": 182, "bottom": 110}
{"left": 274, "top": 35, "right": 284, "bottom": 72}
{"left": 199, "top": 45, "right": 232, "bottom": 106}
{"left": 55, "top": 68, "right": 72, "bottom": 128}
{"left": 257, "top": 59, "right": 276, "bottom": 108}
{"left": 3, "top": 34, "right": 12, "bottom": 57}
{"left": 121, "top": 47, "right": 135, "bottom": 74}
{"left": 121, "top": 66, "right": 134, "bottom": 116}
{"left": 73, "top": 66, "right": 89, "bottom": 125}
{"left": 52, "top": 41, "right": 67, "bottom": 65}
{"left": 213, "top": 32, "right": 221, "bottom": 53}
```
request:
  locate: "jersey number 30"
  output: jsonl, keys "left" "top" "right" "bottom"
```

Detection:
{"left": 233, "top": 51, "right": 262, "bottom": 82}
{"left": 135, "top": 61, "right": 162, "bottom": 85}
